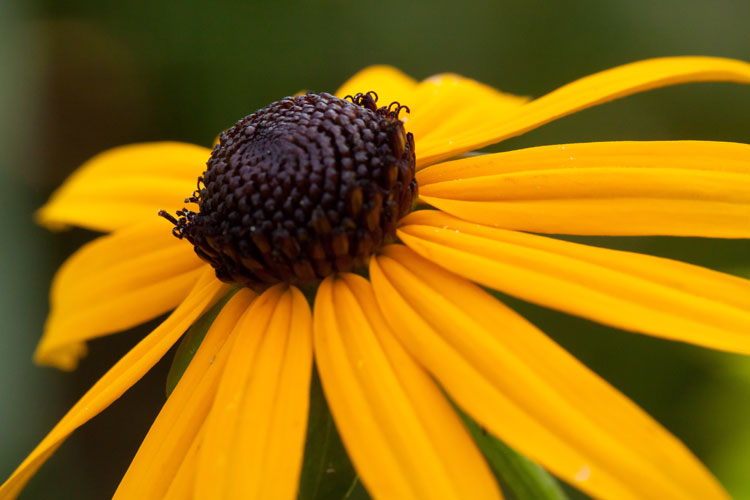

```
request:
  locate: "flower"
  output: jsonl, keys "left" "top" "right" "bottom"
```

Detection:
{"left": 3, "top": 56, "right": 750, "bottom": 500}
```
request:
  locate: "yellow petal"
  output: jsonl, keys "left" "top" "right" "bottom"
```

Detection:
{"left": 162, "top": 425, "right": 203, "bottom": 500}
{"left": 313, "top": 274, "right": 501, "bottom": 500}
{"left": 370, "top": 245, "right": 730, "bottom": 500}
{"left": 419, "top": 140, "right": 750, "bottom": 237}
{"left": 402, "top": 73, "right": 528, "bottom": 152}
{"left": 114, "top": 289, "right": 257, "bottom": 500}
{"left": 335, "top": 65, "right": 418, "bottom": 109}
{"left": 398, "top": 211, "right": 750, "bottom": 353}
{"left": 421, "top": 195, "right": 750, "bottom": 238}
{"left": 36, "top": 142, "right": 210, "bottom": 232}
{"left": 336, "top": 68, "right": 527, "bottom": 171}
{"left": 196, "top": 285, "right": 313, "bottom": 500}
{"left": 0, "top": 268, "right": 228, "bottom": 500}
{"left": 35, "top": 220, "right": 206, "bottom": 370}
{"left": 416, "top": 57, "right": 750, "bottom": 167}
{"left": 418, "top": 140, "right": 750, "bottom": 184}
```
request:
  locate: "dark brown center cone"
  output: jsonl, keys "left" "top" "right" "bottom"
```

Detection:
{"left": 160, "top": 91, "right": 417, "bottom": 291}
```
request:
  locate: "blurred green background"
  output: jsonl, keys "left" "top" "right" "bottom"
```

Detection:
{"left": 1, "top": 0, "right": 749, "bottom": 498}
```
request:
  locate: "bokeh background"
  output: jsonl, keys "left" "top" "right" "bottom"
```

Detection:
{"left": 1, "top": 1, "right": 749, "bottom": 499}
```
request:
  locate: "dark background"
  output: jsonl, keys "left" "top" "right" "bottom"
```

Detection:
{"left": 1, "top": 0, "right": 749, "bottom": 498}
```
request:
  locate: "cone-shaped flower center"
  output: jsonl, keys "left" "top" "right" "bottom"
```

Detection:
{"left": 161, "top": 92, "right": 417, "bottom": 291}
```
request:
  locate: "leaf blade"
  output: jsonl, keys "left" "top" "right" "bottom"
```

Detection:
{"left": 298, "top": 367, "right": 362, "bottom": 500}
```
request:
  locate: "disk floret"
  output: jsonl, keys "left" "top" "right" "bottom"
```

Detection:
{"left": 160, "top": 91, "right": 417, "bottom": 291}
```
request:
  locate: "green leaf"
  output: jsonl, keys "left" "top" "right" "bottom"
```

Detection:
{"left": 457, "top": 406, "right": 569, "bottom": 500}
{"left": 298, "top": 367, "right": 364, "bottom": 500}
{"left": 165, "top": 290, "right": 236, "bottom": 397}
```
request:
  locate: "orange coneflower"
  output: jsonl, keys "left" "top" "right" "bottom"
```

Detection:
{"left": 3, "top": 56, "right": 750, "bottom": 500}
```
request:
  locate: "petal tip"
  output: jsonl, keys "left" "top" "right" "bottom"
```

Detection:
{"left": 34, "top": 205, "right": 69, "bottom": 232}
{"left": 33, "top": 341, "right": 88, "bottom": 371}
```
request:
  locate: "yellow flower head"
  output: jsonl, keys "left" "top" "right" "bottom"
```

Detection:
{"left": 4, "top": 56, "right": 750, "bottom": 500}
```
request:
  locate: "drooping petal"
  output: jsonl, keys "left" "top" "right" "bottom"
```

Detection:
{"left": 415, "top": 57, "right": 750, "bottom": 167}
{"left": 162, "top": 425, "right": 203, "bottom": 500}
{"left": 335, "top": 65, "right": 418, "bottom": 109}
{"left": 418, "top": 140, "right": 750, "bottom": 237}
{"left": 35, "top": 220, "right": 207, "bottom": 370}
{"left": 196, "top": 285, "right": 313, "bottom": 500}
{"left": 399, "top": 73, "right": 528, "bottom": 147}
{"left": 0, "top": 268, "right": 228, "bottom": 500}
{"left": 36, "top": 142, "right": 210, "bottom": 232}
{"left": 370, "top": 245, "right": 730, "bottom": 500}
{"left": 114, "top": 289, "right": 257, "bottom": 500}
{"left": 313, "top": 274, "right": 502, "bottom": 500}
{"left": 398, "top": 211, "right": 750, "bottom": 353}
